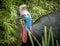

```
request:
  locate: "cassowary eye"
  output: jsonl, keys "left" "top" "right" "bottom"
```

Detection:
{"left": 23, "top": 7, "right": 26, "bottom": 10}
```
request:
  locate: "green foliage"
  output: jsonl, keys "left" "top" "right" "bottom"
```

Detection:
{"left": 0, "top": 5, "right": 17, "bottom": 45}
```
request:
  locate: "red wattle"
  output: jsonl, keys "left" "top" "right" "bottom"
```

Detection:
{"left": 22, "top": 26, "right": 27, "bottom": 43}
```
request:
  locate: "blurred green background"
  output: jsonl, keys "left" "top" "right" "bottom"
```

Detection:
{"left": 0, "top": 0, "right": 60, "bottom": 46}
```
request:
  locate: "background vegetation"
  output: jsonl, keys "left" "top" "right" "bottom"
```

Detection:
{"left": 0, "top": 0, "right": 60, "bottom": 46}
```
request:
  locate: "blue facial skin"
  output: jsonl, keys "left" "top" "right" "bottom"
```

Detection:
{"left": 23, "top": 13, "right": 32, "bottom": 29}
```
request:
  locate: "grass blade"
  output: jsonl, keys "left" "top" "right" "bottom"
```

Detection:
{"left": 44, "top": 26, "right": 47, "bottom": 46}
{"left": 27, "top": 29, "right": 34, "bottom": 46}
{"left": 56, "top": 40, "right": 59, "bottom": 46}
{"left": 50, "top": 27, "right": 54, "bottom": 46}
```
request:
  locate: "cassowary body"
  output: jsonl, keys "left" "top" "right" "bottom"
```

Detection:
{"left": 21, "top": 12, "right": 60, "bottom": 46}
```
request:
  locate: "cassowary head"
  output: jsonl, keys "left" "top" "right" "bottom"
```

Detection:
{"left": 17, "top": 4, "right": 27, "bottom": 16}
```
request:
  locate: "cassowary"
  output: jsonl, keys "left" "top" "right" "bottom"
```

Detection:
{"left": 16, "top": 4, "right": 60, "bottom": 46}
